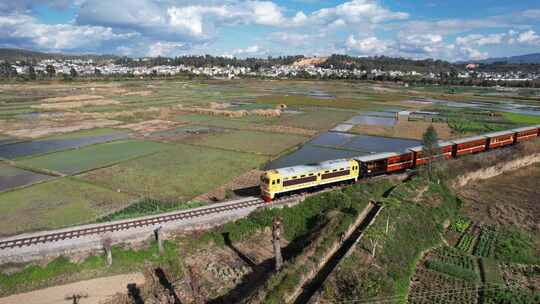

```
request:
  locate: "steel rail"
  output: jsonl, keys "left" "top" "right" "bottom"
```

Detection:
{"left": 0, "top": 197, "right": 266, "bottom": 250}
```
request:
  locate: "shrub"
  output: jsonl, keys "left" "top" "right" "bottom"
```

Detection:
{"left": 425, "top": 260, "right": 479, "bottom": 282}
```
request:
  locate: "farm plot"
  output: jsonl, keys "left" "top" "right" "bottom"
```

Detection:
{"left": 426, "top": 246, "right": 480, "bottom": 282}
{"left": 349, "top": 120, "right": 454, "bottom": 140}
{"left": 267, "top": 108, "right": 358, "bottom": 131}
{"left": 0, "top": 178, "right": 133, "bottom": 236}
{"left": 0, "top": 164, "right": 55, "bottom": 192}
{"left": 408, "top": 268, "right": 479, "bottom": 304}
{"left": 19, "top": 140, "right": 166, "bottom": 175}
{"left": 0, "top": 128, "right": 129, "bottom": 159}
{"left": 80, "top": 144, "right": 267, "bottom": 201}
{"left": 183, "top": 129, "right": 309, "bottom": 155}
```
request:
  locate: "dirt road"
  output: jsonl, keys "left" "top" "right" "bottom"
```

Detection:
{"left": 0, "top": 273, "right": 144, "bottom": 304}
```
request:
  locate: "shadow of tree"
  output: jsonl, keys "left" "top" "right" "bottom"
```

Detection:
{"left": 155, "top": 268, "right": 182, "bottom": 304}
{"left": 127, "top": 283, "right": 144, "bottom": 304}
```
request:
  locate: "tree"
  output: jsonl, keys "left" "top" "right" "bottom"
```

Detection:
{"left": 70, "top": 67, "right": 78, "bottom": 78}
{"left": 28, "top": 66, "right": 36, "bottom": 80}
{"left": 45, "top": 64, "right": 55, "bottom": 77}
{"left": 421, "top": 125, "right": 440, "bottom": 178}
{"left": 0, "top": 62, "right": 17, "bottom": 78}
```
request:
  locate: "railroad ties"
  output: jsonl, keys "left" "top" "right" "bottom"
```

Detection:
{"left": 0, "top": 197, "right": 265, "bottom": 251}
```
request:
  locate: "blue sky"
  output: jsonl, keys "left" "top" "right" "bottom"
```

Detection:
{"left": 0, "top": 0, "right": 539, "bottom": 61}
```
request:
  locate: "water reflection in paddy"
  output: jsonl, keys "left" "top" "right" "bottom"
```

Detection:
{"left": 0, "top": 132, "right": 129, "bottom": 159}
{"left": 266, "top": 132, "right": 420, "bottom": 169}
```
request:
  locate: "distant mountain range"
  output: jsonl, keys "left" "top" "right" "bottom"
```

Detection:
{"left": 0, "top": 48, "right": 118, "bottom": 62}
{"left": 467, "top": 53, "right": 540, "bottom": 64}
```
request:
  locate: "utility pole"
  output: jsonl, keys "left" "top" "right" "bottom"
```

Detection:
{"left": 272, "top": 217, "right": 283, "bottom": 271}
{"left": 155, "top": 227, "right": 164, "bottom": 255}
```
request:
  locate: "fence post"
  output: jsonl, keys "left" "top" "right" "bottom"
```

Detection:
{"left": 155, "top": 227, "right": 164, "bottom": 255}
{"left": 272, "top": 217, "right": 283, "bottom": 271}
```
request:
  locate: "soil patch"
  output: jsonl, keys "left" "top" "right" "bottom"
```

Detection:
{"left": 350, "top": 120, "right": 453, "bottom": 140}
{"left": 193, "top": 169, "right": 264, "bottom": 202}
{"left": 458, "top": 163, "right": 540, "bottom": 234}
{"left": 40, "top": 95, "right": 104, "bottom": 103}
{"left": 3, "top": 119, "right": 121, "bottom": 138}
{"left": 0, "top": 273, "right": 144, "bottom": 304}
{"left": 116, "top": 119, "right": 182, "bottom": 135}
{"left": 33, "top": 99, "right": 120, "bottom": 110}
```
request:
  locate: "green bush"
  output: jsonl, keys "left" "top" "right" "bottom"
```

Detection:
{"left": 494, "top": 229, "right": 539, "bottom": 265}
{"left": 484, "top": 288, "right": 540, "bottom": 304}
{"left": 451, "top": 216, "right": 471, "bottom": 233}
{"left": 97, "top": 198, "right": 207, "bottom": 222}
{"left": 425, "top": 260, "right": 479, "bottom": 282}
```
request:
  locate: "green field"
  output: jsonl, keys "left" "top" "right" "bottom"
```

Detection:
{"left": 255, "top": 94, "right": 390, "bottom": 111}
{"left": 0, "top": 178, "right": 133, "bottom": 235}
{"left": 184, "top": 129, "right": 308, "bottom": 155}
{"left": 501, "top": 112, "right": 540, "bottom": 125}
{"left": 20, "top": 140, "right": 167, "bottom": 174}
{"left": 80, "top": 144, "right": 267, "bottom": 201}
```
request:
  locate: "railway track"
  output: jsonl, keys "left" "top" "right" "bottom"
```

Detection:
{"left": 0, "top": 173, "right": 404, "bottom": 253}
{"left": 0, "top": 197, "right": 266, "bottom": 251}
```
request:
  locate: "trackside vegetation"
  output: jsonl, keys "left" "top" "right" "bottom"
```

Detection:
{"left": 322, "top": 175, "right": 467, "bottom": 301}
{"left": 0, "top": 241, "right": 181, "bottom": 297}
{"left": 0, "top": 178, "right": 395, "bottom": 299}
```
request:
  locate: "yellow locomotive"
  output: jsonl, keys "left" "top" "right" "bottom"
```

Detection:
{"left": 260, "top": 159, "right": 359, "bottom": 201}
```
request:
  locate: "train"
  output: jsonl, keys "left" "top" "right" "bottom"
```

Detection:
{"left": 260, "top": 124, "right": 540, "bottom": 202}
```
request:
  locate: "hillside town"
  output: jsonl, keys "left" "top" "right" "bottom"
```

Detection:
{"left": 3, "top": 57, "right": 540, "bottom": 82}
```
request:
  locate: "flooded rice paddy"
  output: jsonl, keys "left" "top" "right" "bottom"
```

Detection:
{"left": 332, "top": 111, "right": 398, "bottom": 132}
{"left": 410, "top": 99, "right": 540, "bottom": 116}
{"left": 0, "top": 132, "right": 129, "bottom": 159}
{"left": 0, "top": 164, "right": 55, "bottom": 192}
{"left": 266, "top": 132, "right": 420, "bottom": 169}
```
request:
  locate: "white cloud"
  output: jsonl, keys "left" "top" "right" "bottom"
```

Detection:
{"left": 345, "top": 35, "right": 391, "bottom": 55}
{"left": 0, "top": 14, "right": 135, "bottom": 51}
{"left": 305, "top": 0, "right": 408, "bottom": 27}
{"left": 456, "top": 33, "right": 505, "bottom": 46}
{"left": 516, "top": 30, "right": 540, "bottom": 45}
{"left": 147, "top": 41, "right": 187, "bottom": 57}
{"left": 460, "top": 47, "right": 488, "bottom": 60}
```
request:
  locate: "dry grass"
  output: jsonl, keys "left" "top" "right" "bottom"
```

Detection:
{"left": 350, "top": 120, "right": 454, "bottom": 140}
{"left": 3, "top": 119, "right": 121, "bottom": 138}
{"left": 179, "top": 105, "right": 282, "bottom": 118}
{"left": 122, "top": 90, "right": 153, "bottom": 97}
{"left": 116, "top": 119, "right": 182, "bottom": 135}
{"left": 40, "top": 95, "right": 104, "bottom": 103}
{"left": 32, "top": 99, "right": 120, "bottom": 110}
{"left": 193, "top": 169, "right": 264, "bottom": 202}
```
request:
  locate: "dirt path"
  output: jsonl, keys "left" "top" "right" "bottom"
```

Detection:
{"left": 0, "top": 273, "right": 144, "bottom": 304}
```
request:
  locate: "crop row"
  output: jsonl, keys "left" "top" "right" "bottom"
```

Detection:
{"left": 432, "top": 247, "right": 477, "bottom": 272}
{"left": 456, "top": 233, "right": 477, "bottom": 253}
{"left": 425, "top": 260, "right": 480, "bottom": 282}
{"left": 473, "top": 227, "right": 498, "bottom": 258}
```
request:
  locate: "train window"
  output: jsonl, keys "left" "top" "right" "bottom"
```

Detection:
{"left": 301, "top": 175, "right": 306, "bottom": 178}
{"left": 292, "top": 176, "right": 297, "bottom": 179}
{"left": 340, "top": 168, "right": 344, "bottom": 171}
{"left": 325, "top": 170, "right": 329, "bottom": 173}
{"left": 332, "top": 169, "right": 337, "bottom": 172}
{"left": 277, "top": 179, "right": 280, "bottom": 183}
{"left": 272, "top": 180, "right": 276, "bottom": 185}
{"left": 309, "top": 173, "right": 314, "bottom": 176}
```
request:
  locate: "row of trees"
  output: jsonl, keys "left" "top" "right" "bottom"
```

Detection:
{"left": 0, "top": 63, "right": 102, "bottom": 80}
